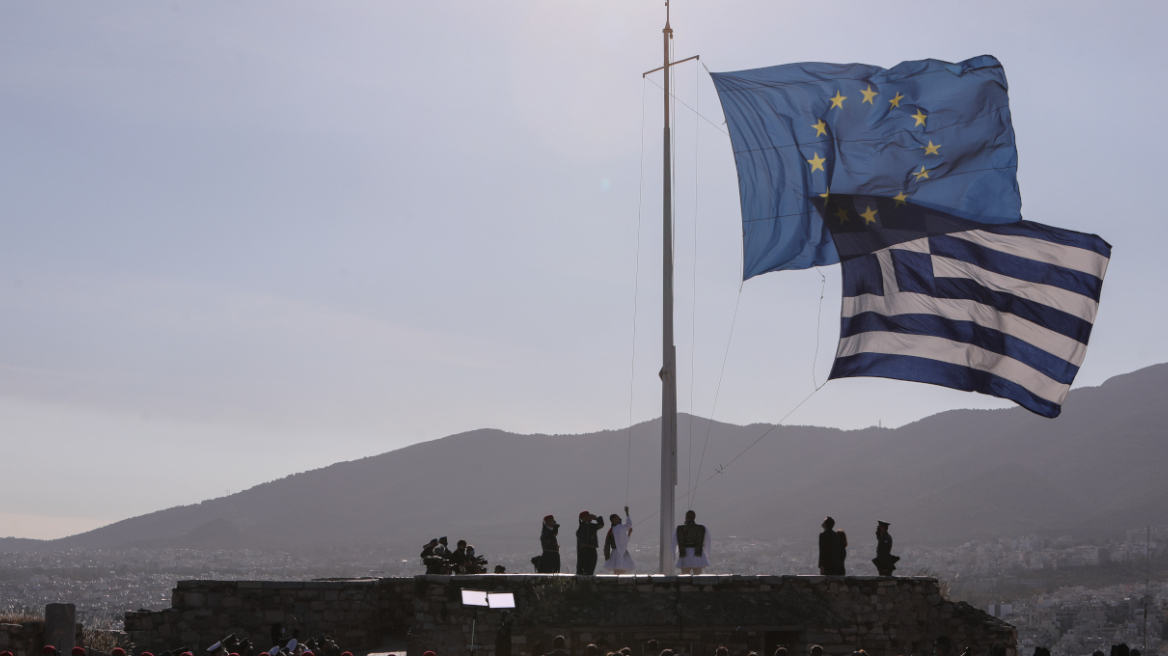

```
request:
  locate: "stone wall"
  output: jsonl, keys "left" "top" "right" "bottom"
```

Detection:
{"left": 0, "top": 622, "right": 42, "bottom": 656}
{"left": 0, "top": 621, "right": 84, "bottom": 656}
{"left": 124, "top": 579, "right": 415, "bottom": 653}
{"left": 123, "top": 575, "right": 1014, "bottom": 656}
{"left": 407, "top": 575, "right": 1016, "bottom": 656}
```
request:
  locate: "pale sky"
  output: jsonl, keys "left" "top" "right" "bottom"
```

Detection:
{"left": 2, "top": 1, "right": 1165, "bottom": 539}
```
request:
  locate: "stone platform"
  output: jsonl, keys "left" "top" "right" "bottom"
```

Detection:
{"left": 125, "top": 575, "right": 1014, "bottom": 656}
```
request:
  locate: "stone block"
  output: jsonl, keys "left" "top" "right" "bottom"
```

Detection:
{"left": 46, "top": 603, "right": 76, "bottom": 653}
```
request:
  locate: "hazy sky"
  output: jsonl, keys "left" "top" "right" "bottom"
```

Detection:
{"left": 2, "top": 1, "right": 1165, "bottom": 539}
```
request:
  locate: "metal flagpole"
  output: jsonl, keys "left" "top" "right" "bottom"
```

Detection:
{"left": 641, "top": 0, "right": 697, "bottom": 576}
{"left": 658, "top": 0, "right": 678, "bottom": 577}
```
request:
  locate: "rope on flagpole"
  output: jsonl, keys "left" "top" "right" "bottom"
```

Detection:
{"left": 689, "top": 282, "right": 742, "bottom": 510}
{"left": 633, "top": 381, "right": 824, "bottom": 529}
{"left": 625, "top": 76, "right": 650, "bottom": 506}
{"left": 811, "top": 267, "right": 829, "bottom": 391}
{"left": 686, "top": 56, "right": 701, "bottom": 503}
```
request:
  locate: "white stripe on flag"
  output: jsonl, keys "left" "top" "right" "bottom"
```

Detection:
{"left": 841, "top": 292, "right": 1089, "bottom": 365}
{"left": 835, "top": 331, "right": 1070, "bottom": 404}
{"left": 891, "top": 237, "right": 931, "bottom": 254}
{"left": 950, "top": 229, "right": 1110, "bottom": 279}
{"left": 876, "top": 249, "right": 899, "bottom": 294}
{"left": 931, "top": 255, "right": 1101, "bottom": 323}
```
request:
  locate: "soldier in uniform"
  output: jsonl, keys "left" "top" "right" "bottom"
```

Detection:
{"left": 538, "top": 514, "right": 561, "bottom": 573}
{"left": 872, "top": 520, "right": 899, "bottom": 576}
{"left": 673, "top": 509, "right": 711, "bottom": 574}
{"left": 818, "top": 516, "right": 846, "bottom": 575}
{"left": 576, "top": 510, "right": 605, "bottom": 575}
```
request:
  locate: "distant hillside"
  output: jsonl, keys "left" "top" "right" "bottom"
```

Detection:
{"left": 41, "top": 362, "right": 1168, "bottom": 557}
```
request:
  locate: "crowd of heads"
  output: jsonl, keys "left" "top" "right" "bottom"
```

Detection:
{"left": 23, "top": 631, "right": 358, "bottom": 656}
{"left": 1093, "top": 643, "right": 1141, "bottom": 656}
{"left": 485, "top": 635, "right": 1041, "bottom": 656}
{"left": 420, "top": 536, "right": 493, "bottom": 575}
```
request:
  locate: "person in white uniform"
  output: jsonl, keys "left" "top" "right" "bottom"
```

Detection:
{"left": 673, "top": 509, "right": 711, "bottom": 574}
{"left": 603, "top": 506, "right": 636, "bottom": 574}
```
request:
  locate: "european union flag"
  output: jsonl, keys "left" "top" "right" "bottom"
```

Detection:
{"left": 711, "top": 56, "right": 1021, "bottom": 279}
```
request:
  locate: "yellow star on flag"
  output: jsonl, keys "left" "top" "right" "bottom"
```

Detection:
{"left": 819, "top": 187, "right": 830, "bottom": 204}
{"left": 913, "top": 165, "right": 930, "bottom": 181}
{"left": 812, "top": 119, "right": 827, "bottom": 137}
{"left": 860, "top": 206, "right": 878, "bottom": 224}
{"left": 912, "top": 109, "right": 928, "bottom": 127}
{"left": 889, "top": 92, "right": 904, "bottom": 108}
{"left": 807, "top": 152, "right": 826, "bottom": 172}
{"left": 893, "top": 191, "right": 910, "bottom": 207}
{"left": 923, "top": 140, "right": 941, "bottom": 155}
{"left": 829, "top": 90, "right": 847, "bottom": 109}
{"left": 834, "top": 206, "right": 850, "bottom": 223}
{"left": 860, "top": 85, "right": 878, "bottom": 104}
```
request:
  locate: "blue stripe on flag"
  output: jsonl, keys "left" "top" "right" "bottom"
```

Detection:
{"left": 829, "top": 352, "right": 1062, "bottom": 417}
{"left": 840, "top": 312, "right": 1080, "bottom": 384}
{"left": 929, "top": 234, "right": 1104, "bottom": 301}
{"left": 935, "top": 278, "right": 1095, "bottom": 343}
{"left": 890, "top": 249, "right": 936, "bottom": 295}
{"left": 841, "top": 253, "right": 886, "bottom": 297}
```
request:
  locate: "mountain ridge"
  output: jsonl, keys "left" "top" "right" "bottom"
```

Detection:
{"left": 14, "top": 362, "right": 1168, "bottom": 555}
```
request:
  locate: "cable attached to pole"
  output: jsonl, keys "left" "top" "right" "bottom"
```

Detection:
{"left": 687, "top": 58, "right": 701, "bottom": 505}
{"left": 625, "top": 77, "right": 650, "bottom": 506}
{"left": 691, "top": 283, "right": 743, "bottom": 509}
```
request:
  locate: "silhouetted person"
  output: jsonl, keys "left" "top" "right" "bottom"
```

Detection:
{"left": 673, "top": 509, "right": 711, "bottom": 574}
{"left": 810, "top": 646, "right": 824, "bottom": 656}
{"left": 1110, "top": 645, "right": 1130, "bottom": 656}
{"left": 450, "top": 539, "right": 469, "bottom": 570}
{"left": 645, "top": 641, "right": 659, "bottom": 656}
{"left": 990, "top": 644, "right": 1007, "bottom": 656}
{"left": 586, "top": 646, "right": 599, "bottom": 656}
{"left": 494, "top": 565, "right": 506, "bottom": 574}
{"left": 818, "top": 516, "right": 846, "bottom": 575}
{"left": 576, "top": 510, "right": 605, "bottom": 575}
{"left": 538, "top": 515, "right": 561, "bottom": 573}
{"left": 494, "top": 613, "right": 513, "bottom": 656}
{"left": 872, "top": 520, "right": 899, "bottom": 576}
{"left": 548, "top": 636, "right": 570, "bottom": 656}
{"left": 1033, "top": 648, "right": 1050, "bottom": 656}
{"left": 433, "top": 536, "right": 450, "bottom": 557}
{"left": 932, "top": 636, "right": 951, "bottom": 656}
{"left": 715, "top": 647, "right": 729, "bottom": 656}
{"left": 775, "top": 648, "right": 788, "bottom": 656}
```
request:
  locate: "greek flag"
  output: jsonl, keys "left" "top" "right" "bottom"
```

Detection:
{"left": 826, "top": 196, "right": 1110, "bottom": 418}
